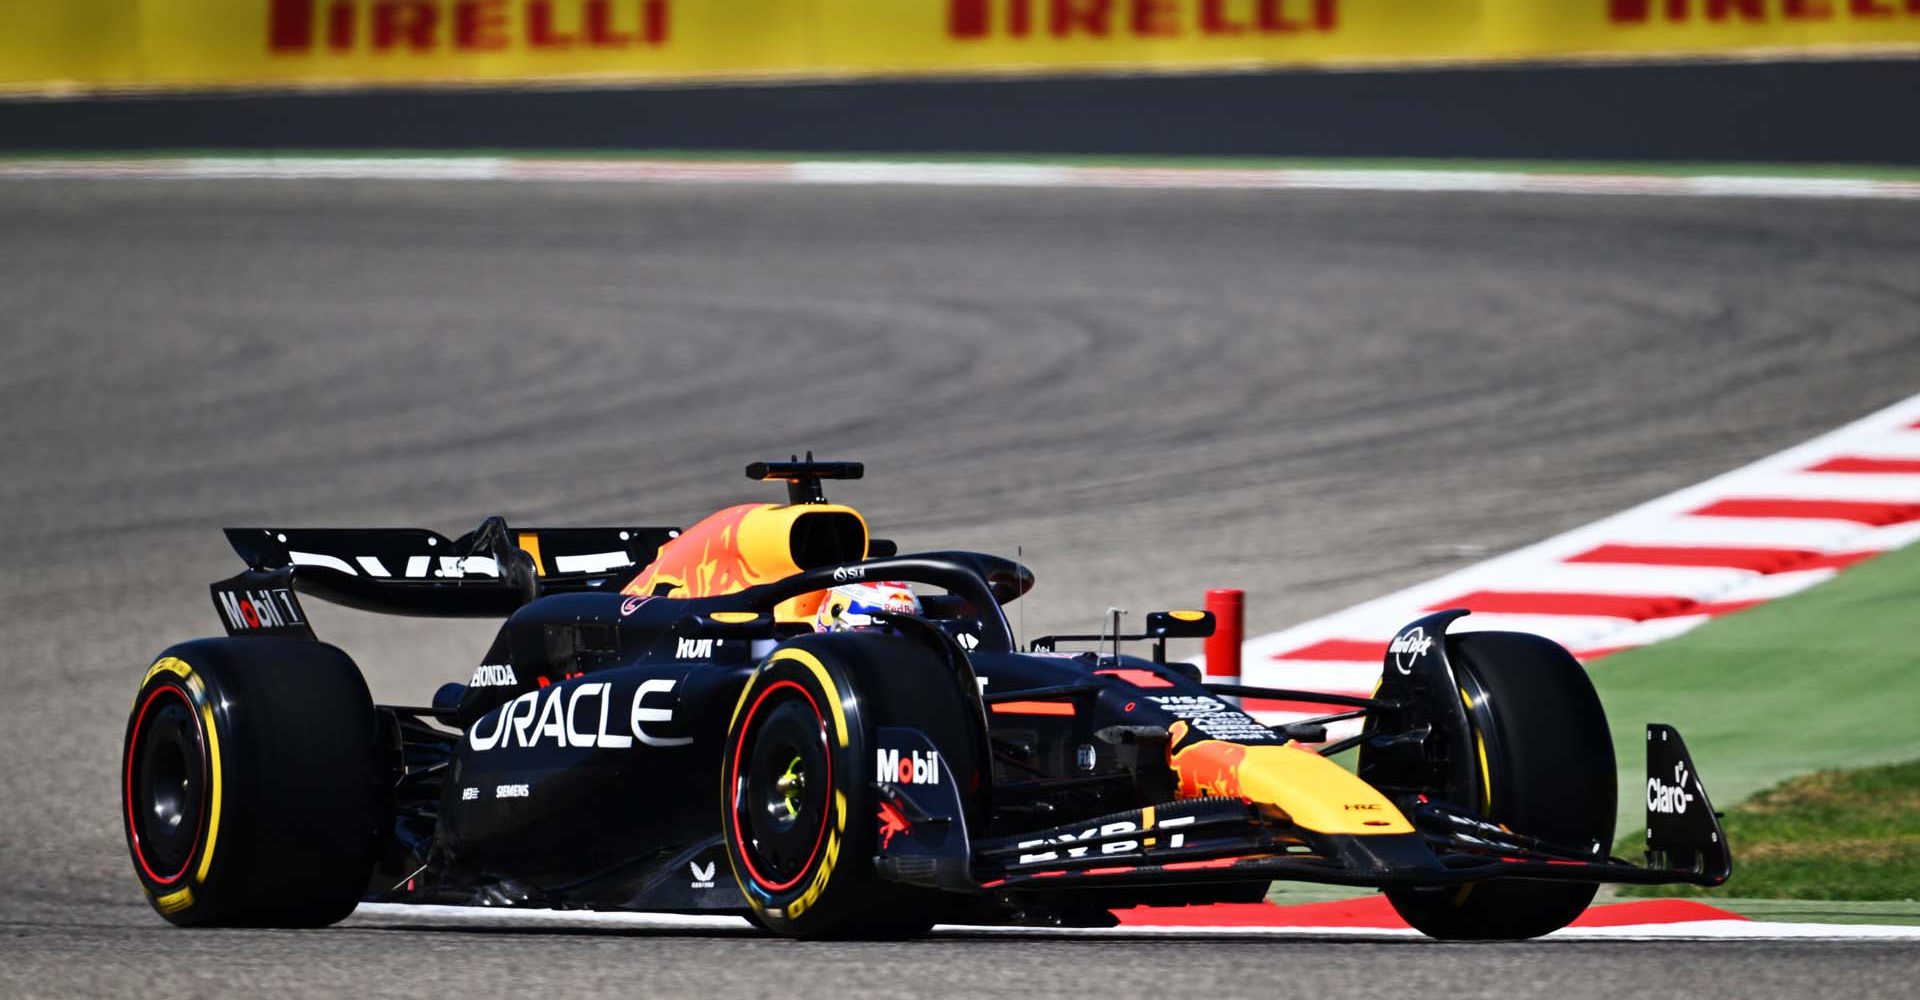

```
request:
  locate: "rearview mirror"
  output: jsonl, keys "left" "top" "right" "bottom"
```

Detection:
{"left": 1145, "top": 610, "right": 1215, "bottom": 640}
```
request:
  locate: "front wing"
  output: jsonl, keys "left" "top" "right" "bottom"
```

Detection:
{"left": 957, "top": 724, "right": 1731, "bottom": 893}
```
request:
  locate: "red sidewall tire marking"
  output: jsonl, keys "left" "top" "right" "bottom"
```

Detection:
{"left": 125, "top": 684, "right": 206, "bottom": 886}
{"left": 729, "top": 678, "right": 833, "bottom": 894}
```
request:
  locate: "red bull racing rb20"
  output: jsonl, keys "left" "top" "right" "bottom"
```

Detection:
{"left": 122, "top": 460, "right": 1731, "bottom": 939}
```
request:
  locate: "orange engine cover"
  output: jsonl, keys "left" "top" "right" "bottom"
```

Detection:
{"left": 621, "top": 502, "right": 869, "bottom": 621}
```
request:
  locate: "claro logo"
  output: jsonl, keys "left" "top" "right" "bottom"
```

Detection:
{"left": 267, "top": 0, "right": 670, "bottom": 55}
{"left": 1647, "top": 760, "right": 1697, "bottom": 816}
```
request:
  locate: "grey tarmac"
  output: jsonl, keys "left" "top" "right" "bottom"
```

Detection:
{"left": 2, "top": 179, "right": 1917, "bottom": 998}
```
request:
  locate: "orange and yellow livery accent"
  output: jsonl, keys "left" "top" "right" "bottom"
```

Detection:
{"left": 1167, "top": 721, "right": 1413, "bottom": 836}
{"left": 621, "top": 502, "right": 868, "bottom": 622}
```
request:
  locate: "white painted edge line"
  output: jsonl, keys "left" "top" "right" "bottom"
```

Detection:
{"left": 2, "top": 157, "right": 1920, "bottom": 201}
{"left": 1541, "top": 920, "right": 1920, "bottom": 941}
{"left": 350, "top": 902, "right": 748, "bottom": 931}
{"left": 349, "top": 904, "right": 1920, "bottom": 940}
{"left": 984, "top": 919, "right": 1920, "bottom": 940}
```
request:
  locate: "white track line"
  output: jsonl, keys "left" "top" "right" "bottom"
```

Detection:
{"left": 1485, "top": 562, "right": 1757, "bottom": 597}
{"left": 2, "top": 157, "right": 1919, "bottom": 200}
{"left": 348, "top": 903, "right": 1920, "bottom": 940}
{"left": 1869, "top": 521, "right": 1920, "bottom": 550}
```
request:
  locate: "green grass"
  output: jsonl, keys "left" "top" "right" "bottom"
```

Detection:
{"left": 1589, "top": 541, "right": 1920, "bottom": 899}
{"left": 6, "top": 148, "right": 1920, "bottom": 181}
{"left": 1614, "top": 760, "right": 1920, "bottom": 900}
{"left": 1591, "top": 541, "right": 1920, "bottom": 842}
{"left": 1695, "top": 898, "right": 1920, "bottom": 925}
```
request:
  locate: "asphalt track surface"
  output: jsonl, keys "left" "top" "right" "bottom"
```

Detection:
{"left": 2, "top": 179, "right": 1918, "bottom": 998}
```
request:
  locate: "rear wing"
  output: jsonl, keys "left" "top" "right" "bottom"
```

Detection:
{"left": 210, "top": 516, "right": 677, "bottom": 634}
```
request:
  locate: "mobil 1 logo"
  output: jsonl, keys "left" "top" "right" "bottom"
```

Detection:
{"left": 215, "top": 587, "right": 305, "bottom": 633}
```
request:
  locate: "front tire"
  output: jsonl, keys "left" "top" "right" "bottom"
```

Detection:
{"left": 1377, "top": 631, "right": 1616, "bottom": 940}
{"left": 720, "top": 637, "right": 937, "bottom": 939}
{"left": 123, "top": 638, "right": 385, "bottom": 927}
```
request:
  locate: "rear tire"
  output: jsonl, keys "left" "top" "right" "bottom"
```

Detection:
{"left": 123, "top": 638, "right": 385, "bottom": 927}
{"left": 1378, "top": 631, "right": 1616, "bottom": 940}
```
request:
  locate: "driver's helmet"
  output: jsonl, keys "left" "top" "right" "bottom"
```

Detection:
{"left": 813, "top": 581, "right": 921, "bottom": 632}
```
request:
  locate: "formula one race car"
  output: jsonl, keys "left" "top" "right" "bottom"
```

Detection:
{"left": 122, "top": 459, "right": 1731, "bottom": 940}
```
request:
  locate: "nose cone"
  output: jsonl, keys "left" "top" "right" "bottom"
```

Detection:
{"left": 1170, "top": 729, "right": 1413, "bottom": 835}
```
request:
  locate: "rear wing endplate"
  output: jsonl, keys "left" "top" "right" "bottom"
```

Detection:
{"left": 211, "top": 566, "right": 317, "bottom": 639}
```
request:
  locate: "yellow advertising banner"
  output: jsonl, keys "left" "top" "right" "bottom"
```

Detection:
{"left": 2, "top": 1, "right": 1919, "bottom": 94}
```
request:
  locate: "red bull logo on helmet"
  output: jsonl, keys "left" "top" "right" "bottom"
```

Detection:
{"left": 817, "top": 581, "right": 920, "bottom": 631}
